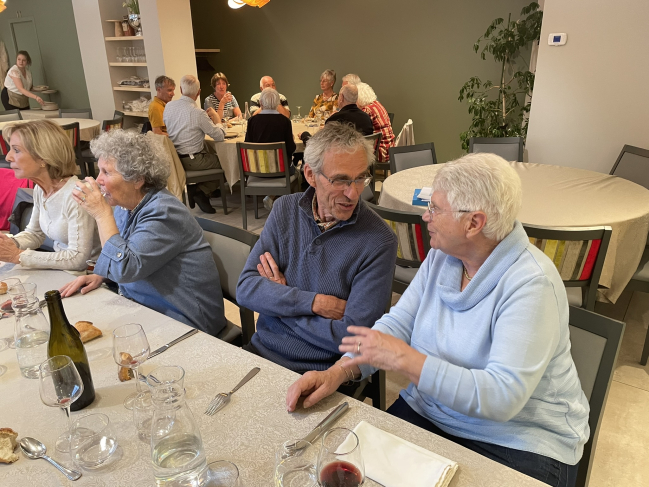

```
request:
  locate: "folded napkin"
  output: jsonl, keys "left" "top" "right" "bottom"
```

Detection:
{"left": 412, "top": 189, "right": 429, "bottom": 207}
{"left": 417, "top": 187, "right": 433, "bottom": 201}
{"left": 346, "top": 421, "right": 458, "bottom": 487}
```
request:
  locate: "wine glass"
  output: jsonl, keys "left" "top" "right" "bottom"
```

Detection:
{"left": 292, "top": 106, "right": 302, "bottom": 123}
{"left": 0, "top": 277, "right": 22, "bottom": 351}
{"left": 317, "top": 428, "right": 365, "bottom": 487}
{"left": 113, "top": 323, "right": 150, "bottom": 410}
{"left": 39, "top": 355, "right": 84, "bottom": 453}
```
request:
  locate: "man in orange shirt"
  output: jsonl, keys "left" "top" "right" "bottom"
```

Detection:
{"left": 148, "top": 75, "right": 175, "bottom": 135}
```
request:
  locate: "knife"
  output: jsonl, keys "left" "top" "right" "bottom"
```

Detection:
{"left": 302, "top": 402, "right": 349, "bottom": 444}
{"left": 147, "top": 329, "right": 199, "bottom": 360}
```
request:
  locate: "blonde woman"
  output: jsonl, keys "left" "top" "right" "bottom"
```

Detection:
{"left": 0, "top": 120, "right": 100, "bottom": 270}
{"left": 308, "top": 69, "right": 338, "bottom": 118}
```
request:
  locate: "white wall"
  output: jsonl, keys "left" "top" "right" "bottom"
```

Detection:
{"left": 526, "top": 0, "right": 649, "bottom": 173}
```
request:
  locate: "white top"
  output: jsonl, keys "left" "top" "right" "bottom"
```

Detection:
{"left": 10, "top": 176, "right": 101, "bottom": 271}
{"left": 4, "top": 64, "right": 32, "bottom": 94}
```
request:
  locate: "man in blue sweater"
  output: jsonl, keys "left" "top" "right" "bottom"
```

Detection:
{"left": 237, "top": 122, "right": 398, "bottom": 373}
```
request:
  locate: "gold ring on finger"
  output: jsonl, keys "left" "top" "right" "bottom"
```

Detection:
{"left": 356, "top": 342, "right": 361, "bottom": 354}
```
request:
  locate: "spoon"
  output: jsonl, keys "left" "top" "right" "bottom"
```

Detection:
{"left": 19, "top": 437, "right": 82, "bottom": 481}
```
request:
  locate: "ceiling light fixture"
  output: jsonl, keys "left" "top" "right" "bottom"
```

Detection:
{"left": 228, "top": 0, "right": 270, "bottom": 9}
{"left": 227, "top": 0, "right": 246, "bottom": 9}
{"left": 0, "top": 0, "right": 7, "bottom": 14}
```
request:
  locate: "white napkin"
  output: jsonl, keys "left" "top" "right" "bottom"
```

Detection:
{"left": 417, "top": 187, "right": 433, "bottom": 201}
{"left": 347, "top": 421, "right": 458, "bottom": 487}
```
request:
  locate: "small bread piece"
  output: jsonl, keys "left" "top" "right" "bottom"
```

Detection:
{"left": 0, "top": 438, "right": 18, "bottom": 464}
{"left": 0, "top": 428, "right": 17, "bottom": 450}
{"left": 1, "top": 299, "right": 11, "bottom": 312}
{"left": 74, "top": 321, "right": 102, "bottom": 343}
{"left": 118, "top": 352, "right": 134, "bottom": 382}
{"left": 0, "top": 281, "right": 7, "bottom": 295}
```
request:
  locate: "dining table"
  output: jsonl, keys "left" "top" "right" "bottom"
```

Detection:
{"left": 0, "top": 263, "right": 546, "bottom": 487}
{"left": 379, "top": 162, "right": 649, "bottom": 303}
{"left": 204, "top": 120, "right": 318, "bottom": 191}
{"left": 0, "top": 118, "right": 101, "bottom": 142}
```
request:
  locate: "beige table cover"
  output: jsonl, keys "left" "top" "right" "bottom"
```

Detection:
{"left": 379, "top": 162, "right": 649, "bottom": 303}
{"left": 0, "top": 265, "right": 545, "bottom": 487}
{"left": 204, "top": 121, "right": 312, "bottom": 191}
{"left": 0, "top": 117, "right": 101, "bottom": 142}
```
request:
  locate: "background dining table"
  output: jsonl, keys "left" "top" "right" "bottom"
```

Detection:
{"left": 379, "top": 162, "right": 649, "bottom": 303}
{"left": 0, "top": 263, "right": 546, "bottom": 487}
{"left": 0, "top": 118, "right": 101, "bottom": 142}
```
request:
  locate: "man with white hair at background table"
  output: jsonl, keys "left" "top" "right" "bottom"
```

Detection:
{"left": 164, "top": 74, "right": 225, "bottom": 214}
{"left": 249, "top": 75, "right": 291, "bottom": 118}
{"left": 341, "top": 73, "right": 362, "bottom": 86}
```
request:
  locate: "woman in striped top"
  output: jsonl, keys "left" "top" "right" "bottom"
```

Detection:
{"left": 203, "top": 72, "right": 242, "bottom": 120}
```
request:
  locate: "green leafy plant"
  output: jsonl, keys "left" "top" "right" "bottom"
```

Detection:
{"left": 458, "top": 2, "right": 543, "bottom": 151}
{"left": 123, "top": 0, "right": 140, "bottom": 14}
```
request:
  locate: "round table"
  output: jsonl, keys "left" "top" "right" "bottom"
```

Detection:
{"left": 379, "top": 162, "right": 649, "bottom": 303}
{"left": 0, "top": 118, "right": 101, "bottom": 141}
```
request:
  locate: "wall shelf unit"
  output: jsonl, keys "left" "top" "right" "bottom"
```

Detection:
{"left": 105, "top": 36, "right": 145, "bottom": 41}
{"left": 109, "top": 62, "right": 147, "bottom": 67}
{"left": 113, "top": 86, "right": 150, "bottom": 92}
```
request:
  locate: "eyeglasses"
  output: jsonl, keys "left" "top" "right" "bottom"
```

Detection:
{"left": 319, "top": 172, "right": 372, "bottom": 190}
{"left": 427, "top": 200, "right": 472, "bottom": 217}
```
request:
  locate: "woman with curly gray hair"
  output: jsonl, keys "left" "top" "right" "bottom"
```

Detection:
{"left": 60, "top": 130, "right": 226, "bottom": 337}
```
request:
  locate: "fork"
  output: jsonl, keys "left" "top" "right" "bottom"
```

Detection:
{"left": 204, "top": 367, "right": 260, "bottom": 416}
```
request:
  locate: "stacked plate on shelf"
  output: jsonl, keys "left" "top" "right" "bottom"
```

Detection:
{"left": 42, "top": 101, "right": 59, "bottom": 111}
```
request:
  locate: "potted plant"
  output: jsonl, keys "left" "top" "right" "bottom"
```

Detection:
{"left": 458, "top": 2, "right": 543, "bottom": 151}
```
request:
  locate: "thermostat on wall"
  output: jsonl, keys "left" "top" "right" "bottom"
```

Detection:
{"left": 548, "top": 33, "right": 567, "bottom": 46}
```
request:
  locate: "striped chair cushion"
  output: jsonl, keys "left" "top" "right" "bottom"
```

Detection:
{"left": 104, "top": 121, "right": 122, "bottom": 132}
{"left": 63, "top": 127, "right": 79, "bottom": 148}
{"left": 0, "top": 134, "right": 8, "bottom": 156}
{"left": 529, "top": 238, "right": 602, "bottom": 281}
{"left": 240, "top": 148, "right": 285, "bottom": 174}
{"left": 385, "top": 220, "right": 426, "bottom": 263}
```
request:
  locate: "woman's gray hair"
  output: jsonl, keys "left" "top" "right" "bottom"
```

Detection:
{"left": 432, "top": 153, "right": 522, "bottom": 242}
{"left": 90, "top": 129, "right": 171, "bottom": 193}
{"left": 342, "top": 73, "right": 361, "bottom": 85}
{"left": 356, "top": 82, "right": 377, "bottom": 107}
{"left": 180, "top": 74, "right": 200, "bottom": 98}
{"left": 304, "top": 122, "right": 375, "bottom": 175}
{"left": 259, "top": 88, "right": 280, "bottom": 110}
{"left": 339, "top": 85, "right": 358, "bottom": 104}
{"left": 320, "top": 69, "right": 336, "bottom": 86}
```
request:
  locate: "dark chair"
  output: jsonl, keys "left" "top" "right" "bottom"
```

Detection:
{"left": 387, "top": 112, "right": 394, "bottom": 126}
{"left": 360, "top": 185, "right": 375, "bottom": 203}
{"left": 524, "top": 225, "right": 612, "bottom": 311}
{"left": 196, "top": 218, "right": 259, "bottom": 346}
{"left": 568, "top": 306, "right": 624, "bottom": 487}
{"left": 365, "top": 132, "right": 384, "bottom": 197}
{"left": 101, "top": 117, "right": 124, "bottom": 132}
{"left": 185, "top": 169, "right": 228, "bottom": 215}
{"left": 80, "top": 117, "right": 124, "bottom": 177}
{"left": 58, "top": 108, "right": 93, "bottom": 119}
{"left": 469, "top": 136, "right": 524, "bottom": 162}
{"left": 624, "top": 247, "right": 649, "bottom": 364}
{"left": 389, "top": 143, "right": 437, "bottom": 174}
{"left": 60, "top": 122, "right": 85, "bottom": 178}
{"left": 113, "top": 110, "right": 125, "bottom": 119}
{"left": 0, "top": 109, "right": 22, "bottom": 122}
{"left": 141, "top": 121, "right": 152, "bottom": 134}
{"left": 609, "top": 144, "right": 649, "bottom": 190}
{"left": 365, "top": 202, "right": 430, "bottom": 294}
{"left": 237, "top": 141, "right": 299, "bottom": 230}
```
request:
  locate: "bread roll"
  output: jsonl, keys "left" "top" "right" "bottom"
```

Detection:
{"left": 0, "top": 282, "right": 7, "bottom": 295}
{"left": 0, "top": 428, "right": 18, "bottom": 464}
{"left": 74, "top": 321, "right": 102, "bottom": 343}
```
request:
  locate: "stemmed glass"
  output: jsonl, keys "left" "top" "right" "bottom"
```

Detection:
{"left": 0, "top": 277, "right": 24, "bottom": 351}
{"left": 113, "top": 323, "right": 150, "bottom": 410}
{"left": 39, "top": 355, "right": 84, "bottom": 453}
{"left": 317, "top": 428, "right": 365, "bottom": 487}
{"left": 292, "top": 106, "right": 302, "bottom": 123}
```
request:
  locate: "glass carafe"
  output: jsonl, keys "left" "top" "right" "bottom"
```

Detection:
{"left": 14, "top": 294, "right": 50, "bottom": 379}
{"left": 147, "top": 366, "right": 206, "bottom": 486}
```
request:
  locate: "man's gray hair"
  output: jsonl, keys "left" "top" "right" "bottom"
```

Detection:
{"left": 356, "top": 83, "right": 377, "bottom": 107}
{"left": 180, "top": 74, "right": 200, "bottom": 98}
{"left": 339, "top": 85, "right": 358, "bottom": 104}
{"left": 431, "top": 153, "right": 522, "bottom": 242}
{"left": 259, "top": 88, "right": 280, "bottom": 110}
{"left": 304, "top": 122, "right": 375, "bottom": 175}
{"left": 342, "top": 73, "right": 361, "bottom": 85}
{"left": 155, "top": 75, "right": 175, "bottom": 90}
{"left": 320, "top": 69, "right": 336, "bottom": 85}
{"left": 90, "top": 130, "right": 171, "bottom": 193}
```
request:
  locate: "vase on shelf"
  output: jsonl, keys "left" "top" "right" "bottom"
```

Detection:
{"left": 128, "top": 10, "right": 142, "bottom": 36}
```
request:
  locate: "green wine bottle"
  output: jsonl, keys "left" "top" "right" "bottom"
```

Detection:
{"left": 45, "top": 290, "right": 96, "bottom": 411}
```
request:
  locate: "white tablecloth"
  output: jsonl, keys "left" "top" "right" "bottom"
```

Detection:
{"left": 0, "top": 264, "right": 545, "bottom": 487}
{"left": 0, "top": 118, "right": 101, "bottom": 142}
{"left": 379, "top": 163, "right": 649, "bottom": 303}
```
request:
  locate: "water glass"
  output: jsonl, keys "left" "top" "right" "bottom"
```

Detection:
{"left": 0, "top": 277, "right": 21, "bottom": 352}
{"left": 202, "top": 460, "right": 241, "bottom": 487}
{"left": 70, "top": 413, "right": 118, "bottom": 469}
{"left": 275, "top": 440, "right": 317, "bottom": 487}
{"left": 133, "top": 391, "right": 153, "bottom": 441}
{"left": 14, "top": 293, "right": 49, "bottom": 379}
{"left": 317, "top": 428, "right": 364, "bottom": 487}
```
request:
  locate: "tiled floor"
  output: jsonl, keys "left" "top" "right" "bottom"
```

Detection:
{"left": 202, "top": 186, "right": 648, "bottom": 486}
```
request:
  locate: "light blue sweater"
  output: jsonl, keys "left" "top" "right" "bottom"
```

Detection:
{"left": 356, "top": 221, "right": 589, "bottom": 465}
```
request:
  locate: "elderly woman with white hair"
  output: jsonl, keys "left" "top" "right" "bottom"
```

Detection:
{"left": 287, "top": 153, "right": 589, "bottom": 486}
{"left": 356, "top": 82, "right": 395, "bottom": 162}
{"left": 307, "top": 69, "right": 338, "bottom": 118}
{"left": 59, "top": 130, "right": 226, "bottom": 337}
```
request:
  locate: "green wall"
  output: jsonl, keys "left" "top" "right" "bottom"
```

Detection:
{"left": 0, "top": 0, "right": 89, "bottom": 109}
{"left": 190, "top": 0, "right": 531, "bottom": 164}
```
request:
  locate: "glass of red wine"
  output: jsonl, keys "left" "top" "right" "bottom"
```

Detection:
{"left": 317, "top": 428, "right": 365, "bottom": 487}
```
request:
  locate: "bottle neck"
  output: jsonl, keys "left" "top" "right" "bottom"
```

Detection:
{"left": 45, "top": 291, "right": 71, "bottom": 332}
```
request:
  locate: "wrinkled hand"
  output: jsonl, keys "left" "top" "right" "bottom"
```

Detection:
{"left": 59, "top": 274, "right": 105, "bottom": 298}
{"left": 286, "top": 367, "right": 346, "bottom": 411}
{"left": 340, "top": 326, "right": 425, "bottom": 380}
{"left": 206, "top": 107, "right": 221, "bottom": 124}
{"left": 312, "top": 294, "right": 346, "bottom": 320}
{"left": 0, "top": 233, "right": 21, "bottom": 264}
{"left": 257, "top": 252, "right": 286, "bottom": 285}
{"left": 71, "top": 178, "right": 112, "bottom": 221}
{"left": 222, "top": 92, "right": 233, "bottom": 104}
